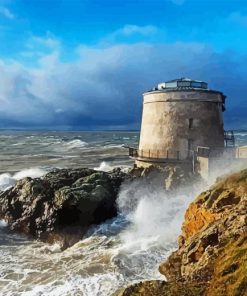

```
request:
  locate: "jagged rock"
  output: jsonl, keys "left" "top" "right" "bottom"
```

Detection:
{"left": 159, "top": 168, "right": 247, "bottom": 295}
{"left": 130, "top": 164, "right": 201, "bottom": 190}
{"left": 0, "top": 168, "right": 127, "bottom": 248}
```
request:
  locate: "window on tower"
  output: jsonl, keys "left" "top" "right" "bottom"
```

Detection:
{"left": 189, "top": 118, "right": 193, "bottom": 129}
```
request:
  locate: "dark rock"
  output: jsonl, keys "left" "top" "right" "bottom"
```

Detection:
{"left": 0, "top": 168, "right": 127, "bottom": 248}
{"left": 43, "top": 168, "right": 95, "bottom": 190}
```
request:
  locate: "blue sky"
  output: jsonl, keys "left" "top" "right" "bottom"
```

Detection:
{"left": 0, "top": 0, "right": 247, "bottom": 129}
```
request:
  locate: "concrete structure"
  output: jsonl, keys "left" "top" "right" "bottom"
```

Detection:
{"left": 236, "top": 145, "right": 247, "bottom": 158}
{"left": 130, "top": 78, "right": 226, "bottom": 170}
{"left": 197, "top": 146, "right": 247, "bottom": 180}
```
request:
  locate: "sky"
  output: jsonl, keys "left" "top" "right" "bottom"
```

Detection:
{"left": 0, "top": 0, "right": 247, "bottom": 130}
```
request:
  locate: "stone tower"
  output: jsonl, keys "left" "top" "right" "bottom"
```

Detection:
{"left": 131, "top": 78, "right": 226, "bottom": 168}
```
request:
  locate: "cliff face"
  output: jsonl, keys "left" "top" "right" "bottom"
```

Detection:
{"left": 160, "top": 169, "right": 247, "bottom": 296}
{"left": 119, "top": 169, "right": 247, "bottom": 296}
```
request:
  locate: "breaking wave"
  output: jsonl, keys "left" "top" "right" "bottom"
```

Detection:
{"left": 94, "top": 161, "right": 114, "bottom": 172}
{"left": 0, "top": 168, "right": 47, "bottom": 191}
{"left": 63, "top": 139, "right": 88, "bottom": 149}
{"left": 117, "top": 178, "right": 195, "bottom": 253}
{"left": 94, "top": 161, "right": 131, "bottom": 173}
{"left": 0, "top": 220, "right": 7, "bottom": 228}
{"left": 0, "top": 174, "right": 198, "bottom": 296}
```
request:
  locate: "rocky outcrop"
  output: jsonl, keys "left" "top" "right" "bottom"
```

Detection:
{"left": 0, "top": 168, "right": 127, "bottom": 248}
{"left": 130, "top": 164, "right": 201, "bottom": 190}
{"left": 119, "top": 169, "right": 247, "bottom": 296}
{"left": 0, "top": 164, "right": 198, "bottom": 250}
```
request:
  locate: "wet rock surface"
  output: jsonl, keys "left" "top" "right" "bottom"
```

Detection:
{"left": 0, "top": 168, "right": 127, "bottom": 248}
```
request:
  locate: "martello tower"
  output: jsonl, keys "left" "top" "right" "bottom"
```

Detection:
{"left": 130, "top": 78, "right": 227, "bottom": 168}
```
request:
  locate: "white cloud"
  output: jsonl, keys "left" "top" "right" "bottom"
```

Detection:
{"left": 38, "top": 51, "right": 60, "bottom": 69}
{"left": 0, "top": 6, "right": 15, "bottom": 19}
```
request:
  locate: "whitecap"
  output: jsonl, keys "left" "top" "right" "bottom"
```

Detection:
{"left": 63, "top": 139, "right": 88, "bottom": 149}
{"left": 11, "top": 142, "right": 25, "bottom": 146}
{"left": 13, "top": 168, "right": 47, "bottom": 180}
{"left": 0, "top": 220, "right": 7, "bottom": 227}
{"left": 0, "top": 173, "right": 16, "bottom": 191}
{"left": 103, "top": 144, "right": 124, "bottom": 149}
{"left": 0, "top": 168, "right": 47, "bottom": 191}
{"left": 94, "top": 161, "right": 113, "bottom": 172}
{"left": 234, "top": 132, "right": 247, "bottom": 137}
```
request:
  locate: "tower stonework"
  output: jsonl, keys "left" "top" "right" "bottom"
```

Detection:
{"left": 132, "top": 78, "right": 226, "bottom": 169}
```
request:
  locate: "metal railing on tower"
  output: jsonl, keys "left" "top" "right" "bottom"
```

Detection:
{"left": 224, "top": 131, "right": 235, "bottom": 147}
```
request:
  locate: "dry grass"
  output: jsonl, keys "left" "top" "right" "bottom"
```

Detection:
{"left": 205, "top": 232, "right": 247, "bottom": 296}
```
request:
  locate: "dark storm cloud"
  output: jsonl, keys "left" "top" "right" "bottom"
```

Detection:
{"left": 0, "top": 41, "right": 246, "bottom": 129}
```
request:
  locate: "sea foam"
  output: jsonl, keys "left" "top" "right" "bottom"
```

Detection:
{"left": 94, "top": 161, "right": 114, "bottom": 172}
{"left": 0, "top": 168, "right": 47, "bottom": 191}
{"left": 64, "top": 139, "right": 88, "bottom": 149}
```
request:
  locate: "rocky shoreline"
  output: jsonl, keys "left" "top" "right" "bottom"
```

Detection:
{"left": 118, "top": 168, "right": 247, "bottom": 296}
{"left": 1, "top": 165, "right": 245, "bottom": 295}
{"left": 0, "top": 167, "right": 128, "bottom": 249}
{"left": 0, "top": 164, "right": 198, "bottom": 249}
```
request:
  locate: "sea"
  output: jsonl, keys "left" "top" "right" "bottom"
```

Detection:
{"left": 0, "top": 130, "right": 246, "bottom": 296}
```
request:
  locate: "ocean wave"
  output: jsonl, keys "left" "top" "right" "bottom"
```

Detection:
{"left": 11, "top": 142, "right": 26, "bottom": 146}
{"left": 0, "top": 220, "right": 7, "bottom": 227}
{"left": 93, "top": 161, "right": 131, "bottom": 172}
{"left": 234, "top": 132, "right": 247, "bottom": 137}
{"left": 0, "top": 173, "right": 16, "bottom": 191}
{"left": 13, "top": 168, "right": 46, "bottom": 180}
{"left": 117, "top": 178, "right": 195, "bottom": 251}
{"left": 11, "top": 272, "right": 125, "bottom": 296}
{"left": 104, "top": 144, "right": 125, "bottom": 148}
{"left": 0, "top": 177, "right": 189, "bottom": 296}
{"left": 63, "top": 139, "right": 88, "bottom": 149}
{"left": 0, "top": 168, "right": 47, "bottom": 191}
{"left": 94, "top": 161, "right": 114, "bottom": 172}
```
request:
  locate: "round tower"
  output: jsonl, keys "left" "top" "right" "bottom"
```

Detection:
{"left": 134, "top": 78, "right": 226, "bottom": 168}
